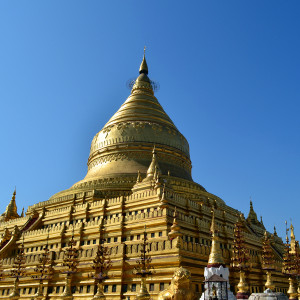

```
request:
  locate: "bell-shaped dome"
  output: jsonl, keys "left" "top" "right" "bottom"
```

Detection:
{"left": 79, "top": 53, "right": 192, "bottom": 184}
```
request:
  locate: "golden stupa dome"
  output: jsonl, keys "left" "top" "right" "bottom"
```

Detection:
{"left": 77, "top": 53, "right": 192, "bottom": 185}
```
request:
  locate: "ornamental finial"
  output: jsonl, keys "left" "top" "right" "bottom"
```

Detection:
{"left": 285, "top": 220, "right": 289, "bottom": 243}
{"left": 290, "top": 220, "right": 296, "bottom": 254}
{"left": 139, "top": 47, "right": 148, "bottom": 75}
{"left": 290, "top": 220, "right": 295, "bottom": 238}
{"left": 274, "top": 226, "right": 277, "bottom": 236}
{"left": 168, "top": 206, "right": 182, "bottom": 241}
{"left": 136, "top": 170, "right": 142, "bottom": 183}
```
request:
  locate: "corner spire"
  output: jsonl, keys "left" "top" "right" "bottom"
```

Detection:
{"left": 159, "top": 184, "right": 168, "bottom": 209}
{"left": 247, "top": 197, "right": 259, "bottom": 225}
{"left": 290, "top": 221, "right": 296, "bottom": 254}
{"left": 146, "top": 146, "right": 161, "bottom": 180}
{"left": 136, "top": 170, "right": 142, "bottom": 183}
{"left": 168, "top": 207, "right": 182, "bottom": 240}
{"left": 2, "top": 188, "right": 20, "bottom": 221}
{"left": 273, "top": 226, "right": 277, "bottom": 236}
{"left": 285, "top": 220, "right": 289, "bottom": 243}
{"left": 290, "top": 222, "right": 295, "bottom": 239}
{"left": 139, "top": 46, "right": 148, "bottom": 75}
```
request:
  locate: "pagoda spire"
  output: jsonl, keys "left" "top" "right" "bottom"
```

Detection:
{"left": 130, "top": 47, "right": 153, "bottom": 95}
{"left": 2, "top": 188, "right": 20, "bottom": 221}
{"left": 139, "top": 46, "right": 148, "bottom": 75}
{"left": 273, "top": 226, "right": 277, "bottom": 237}
{"left": 131, "top": 146, "right": 163, "bottom": 193}
{"left": 168, "top": 207, "right": 183, "bottom": 241}
{"left": 207, "top": 209, "right": 225, "bottom": 268}
{"left": 159, "top": 184, "right": 168, "bottom": 209}
{"left": 146, "top": 146, "right": 161, "bottom": 180}
{"left": 290, "top": 222, "right": 296, "bottom": 254}
{"left": 282, "top": 221, "right": 298, "bottom": 300}
{"left": 262, "top": 231, "right": 275, "bottom": 291}
{"left": 246, "top": 198, "right": 259, "bottom": 225}
{"left": 136, "top": 170, "right": 142, "bottom": 183}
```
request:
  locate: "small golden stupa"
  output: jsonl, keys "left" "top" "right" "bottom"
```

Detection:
{"left": 207, "top": 209, "right": 225, "bottom": 268}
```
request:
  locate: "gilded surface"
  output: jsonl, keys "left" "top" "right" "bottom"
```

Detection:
{"left": 0, "top": 53, "right": 294, "bottom": 299}
{"left": 1, "top": 189, "right": 19, "bottom": 222}
{"left": 208, "top": 209, "right": 225, "bottom": 266}
{"left": 158, "top": 267, "right": 196, "bottom": 300}
{"left": 81, "top": 52, "right": 192, "bottom": 183}
{"left": 237, "top": 270, "right": 249, "bottom": 294}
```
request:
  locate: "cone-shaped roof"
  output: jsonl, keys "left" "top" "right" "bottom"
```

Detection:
{"left": 80, "top": 52, "right": 193, "bottom": 183}
{"left": 104, "top": 57, "right": 176, "bottom": 129}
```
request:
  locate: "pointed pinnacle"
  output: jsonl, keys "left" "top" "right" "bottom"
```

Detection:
{"left": 139, "top": 47, "right": 148, "bottom": 75}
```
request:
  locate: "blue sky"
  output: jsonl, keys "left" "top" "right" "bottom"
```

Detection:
{"left": 0, "top": 1, "right": 299, "bottom": 240}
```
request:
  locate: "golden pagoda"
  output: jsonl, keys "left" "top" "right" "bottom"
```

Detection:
{"left": 0, "top": 52, "right": 292, "bottom": 299}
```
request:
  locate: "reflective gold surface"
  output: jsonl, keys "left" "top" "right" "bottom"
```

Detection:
{"left": 168, "top": 207, "right": 182, "bottom": 241}
{"left": 136, "top": 277, "right": 151, "bottom": 300}
{"left": 8, "top": 278, "right": 20, "bottom": 299}
{"left": 287, "top": 277, "right": 297, "bottom": 300}
{"left": 1, "top": 189, "right": 19, "bottom": 222}
{"left": 158, "top": 267, "right": 195, "bottom": 300}
{"left": 265, "top": 270, "right": 275, "bottom": 291}
{"left": 139, "top": 47, "right": 148, "bottom": 75}
{"left": 0, "top": 52, "right": 294, "bottom": 299}
{"left": 208, "top": 209, "right": 225, "bottom": 267}
{"left": 237, "top": 270, "right": 249, "bottom": 294}
{"left": 290, "top": 223, "right": 296, "bottom": 254}
{"left": 77, "top": 53, "right": 193, "bottom": 186}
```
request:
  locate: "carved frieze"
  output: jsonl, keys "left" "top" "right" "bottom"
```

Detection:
{"left": 90, "top": 121, "right": 189, "bottom": 156}
{"left": 88, "top": 149, "right": 192, "bottom": 175}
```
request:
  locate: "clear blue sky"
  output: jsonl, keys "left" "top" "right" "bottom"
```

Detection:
{"left": 0, "top": 1, "right": 299, "bottom": 240}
